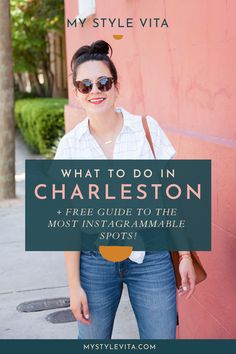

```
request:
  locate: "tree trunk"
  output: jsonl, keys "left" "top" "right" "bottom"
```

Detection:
{"left": 14, "top": 73, "right": 25, "bottom": 91}
{"left": 29, "top": 72, "right": 44, "bottom": 97}
{"left": 0, "top": 0, "right": 15, "bottom": 199}
{"left": 43, "top": 66, "right": 54, "bottom": 97}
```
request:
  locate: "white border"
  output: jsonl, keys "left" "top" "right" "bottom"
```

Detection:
{"left": 78, "top": 0, "right": 96, "bottom": 20}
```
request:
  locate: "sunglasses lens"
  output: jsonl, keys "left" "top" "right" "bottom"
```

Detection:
{"left": 97, "top": 77, "right": 113, "bottom": 91}
{"left": 76, "top": 80, "right": 92, "bottom": 94}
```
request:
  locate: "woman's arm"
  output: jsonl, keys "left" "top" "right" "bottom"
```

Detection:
{"left": 64, "top": 251, "right": 91, "bottom": 325}
{"left": 178, "top": 251, "right": 196, "bottom": 299}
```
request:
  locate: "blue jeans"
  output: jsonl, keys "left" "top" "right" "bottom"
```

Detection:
{"left": 78, "top": 250, "right": 177, "bottom": 339}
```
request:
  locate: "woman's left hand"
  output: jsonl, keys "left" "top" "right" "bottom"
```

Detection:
{"left": 178, "top": 257, "right": 196, "bottom": 299}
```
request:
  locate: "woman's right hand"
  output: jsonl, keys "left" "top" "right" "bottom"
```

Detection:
{"left": 70, "top": 285, "right": 91, "bottom": 325}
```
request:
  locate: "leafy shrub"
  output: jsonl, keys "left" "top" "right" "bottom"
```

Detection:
{"left": 15, "top": 98, "right": 67, "bottom": 157}
{"left": 14, "top": 90, "right": 40, "bottom": 100}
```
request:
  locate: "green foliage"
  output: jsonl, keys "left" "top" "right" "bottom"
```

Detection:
{"left": 11, "top": 0, "right": 64, "bottom": 74}
{"left": 46, "top": 129, "right": 65, "bottom": 159}
{"left": 15, "top": 98, "right": 67, "bottom": 157}
{"left": 15, "top": 90, "right": 40, "bottom": 100}
{"left": 11, "top": 0, "right": 65, "bottom": 97}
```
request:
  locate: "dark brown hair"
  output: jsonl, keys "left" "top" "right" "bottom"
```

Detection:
{"left": 71, "top": 40, "right": 118, "bottom": 89}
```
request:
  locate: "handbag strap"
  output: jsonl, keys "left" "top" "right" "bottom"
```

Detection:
{"left": 142, "top": 116, "right": 207, "bottom": 288}
{"left": 141, "top": 116, "right": 156, "bottom": 159}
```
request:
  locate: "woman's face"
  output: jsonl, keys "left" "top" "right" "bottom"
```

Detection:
{"left": 74, "top": 60, "right": 118, "bottom": 115}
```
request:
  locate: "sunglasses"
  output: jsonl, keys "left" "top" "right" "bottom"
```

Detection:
{"left": 75, "top": 76, "right": 115, "bottom": 94}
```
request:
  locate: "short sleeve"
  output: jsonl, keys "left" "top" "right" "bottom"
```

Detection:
{"left": 146, "top": 116, "right": 176, "bottom": 160}
{"left": 54, "top": 136, "right": 72, "bottom": 160}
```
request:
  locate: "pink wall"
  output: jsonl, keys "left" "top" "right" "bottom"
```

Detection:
{"left": 64, "top": 0, "right": 236, "bottom": 338}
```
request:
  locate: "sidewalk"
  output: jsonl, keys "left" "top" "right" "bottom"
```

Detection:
{"left": 0, "top": 132, "right": 138, "bottom": 339}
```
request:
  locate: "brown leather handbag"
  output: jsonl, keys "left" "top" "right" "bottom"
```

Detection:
{"left": 141, "top": 116, "right": 207, "bottom": 289}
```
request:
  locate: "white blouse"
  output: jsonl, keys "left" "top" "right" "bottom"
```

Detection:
{"left": 55, "top": 106, "right": 176, "bottom": 263}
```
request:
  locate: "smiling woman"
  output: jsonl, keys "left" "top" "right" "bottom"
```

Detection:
{"left": 54, "top": 40, "right": 196, "bottom": 340}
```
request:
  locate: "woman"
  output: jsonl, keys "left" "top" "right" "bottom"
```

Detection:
{"left": 55, "top": 40, "right": 196, "bottom": 339}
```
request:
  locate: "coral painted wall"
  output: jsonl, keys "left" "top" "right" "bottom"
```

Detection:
{"left": 64, "top": 0, "right": 236, "bottom": 338}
